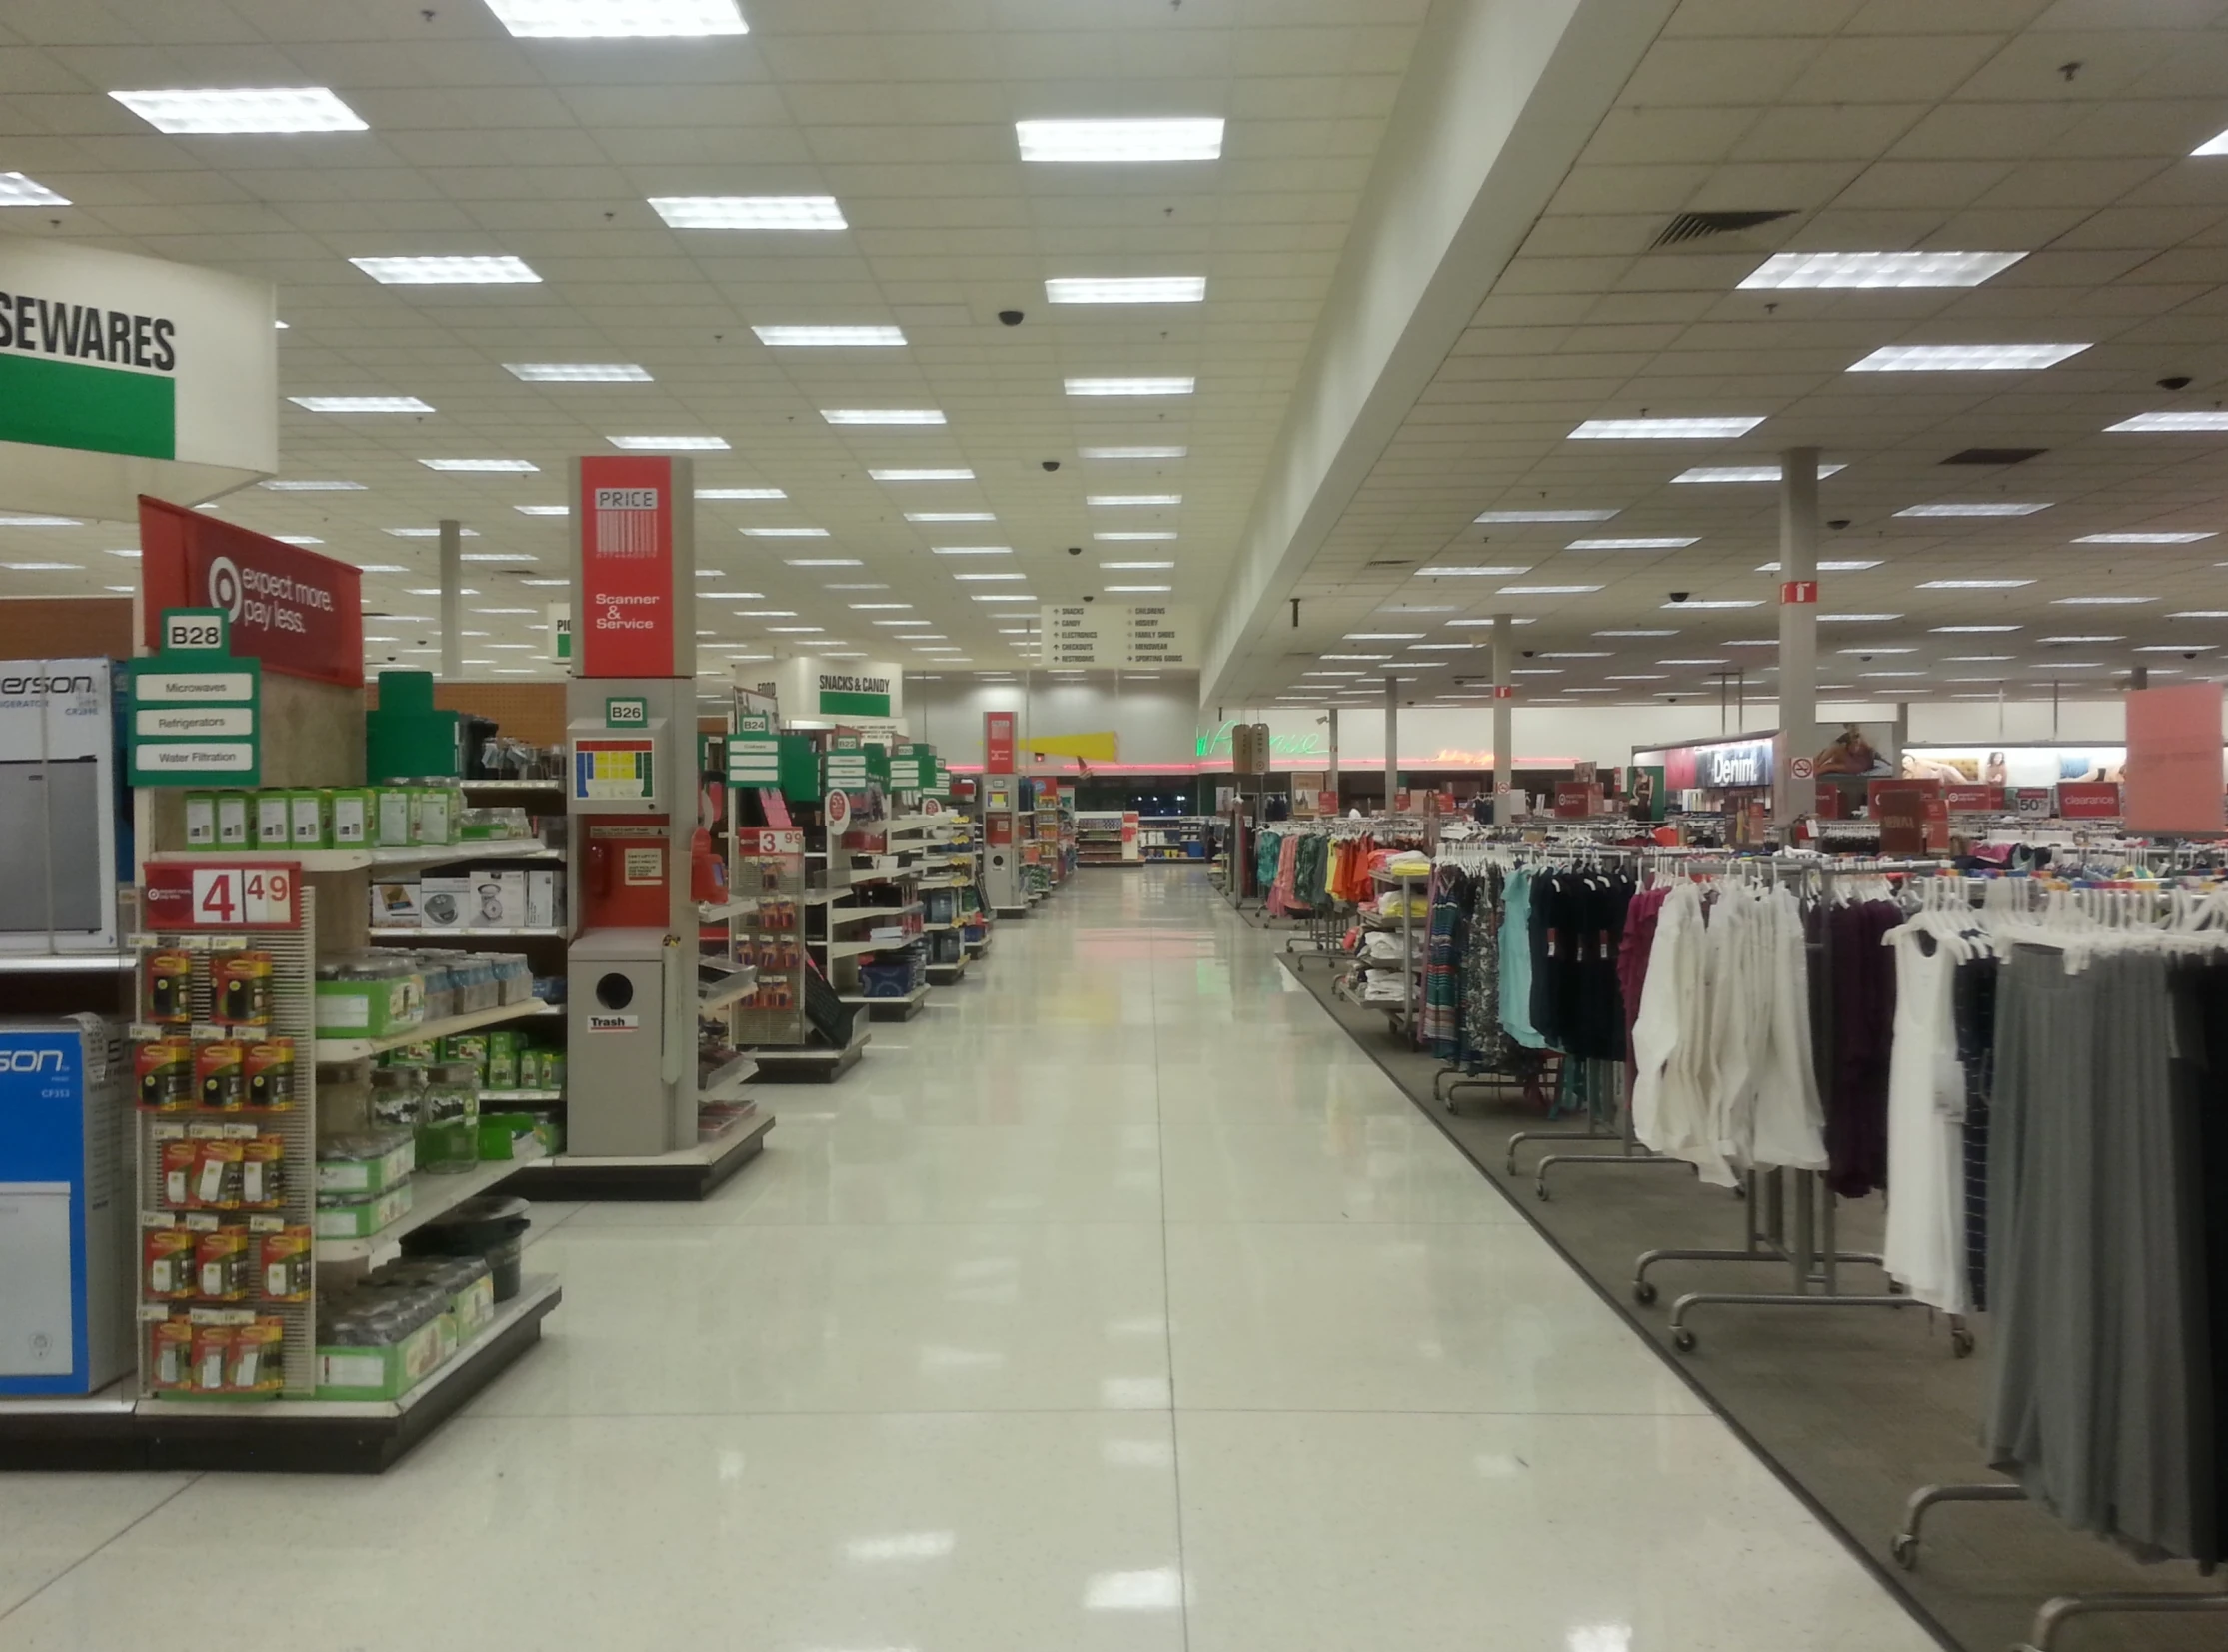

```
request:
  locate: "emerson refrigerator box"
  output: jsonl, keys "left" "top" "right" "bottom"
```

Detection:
{"left": 0, "top": 1015, "right": 133, "bottom": 1396}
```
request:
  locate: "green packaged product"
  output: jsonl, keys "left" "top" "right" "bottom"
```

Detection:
{"left": 484, "top": 1030, "right": 519, "bottom": 1090}
{"left": 215, "top": 792, "right": 250, "bottom": 848}
{"left": 413, "top": 785, "right": 453, "bottom": 846}
{"left": 183, "top": 791, "right": 216, "bottom": 849}
{"left": 331, "top": 787, "right": 373, "bottom": 846}
{"left": 440, "top": 1033, "right": 489, "bottom": 1077}
{"left": 256, "top": 792, "right": 292, "bottom": 848}
{"left": 289, "top": 789, "right": 329, "bottom": 849}
{"left": 375, "top": 787, "right": 415, "bottom": 848}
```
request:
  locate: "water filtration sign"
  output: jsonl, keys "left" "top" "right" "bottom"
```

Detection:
{"left": 0, "top": 236, "right": 277, "bottom": 519}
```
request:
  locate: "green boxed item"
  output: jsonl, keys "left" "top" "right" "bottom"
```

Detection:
{"left": 440, "top": 1033, "right": 489, "bottom": 1076}
{"left": 484, "top": 1030, "right": 519, "bottom": 1089}
{"left": 374, "top": 786, "right": 415, "bottom": 848}
{"left": 313, "top": 1317, "right": 445, "bottom": 1401}
{"left": 216, "top": 791, "right": 250, "bottom": 848}
{"left": 289, "top": 788, "right": 330, "bottom": 849}
{"left": 476, "top": 1111, "right": 551, "bottom": 1161}
{"left": 331, "top": 787, "right": 373, "bottom": 846}
{"left": 256, "top": 791, "right": 291, "bottom": 848}
{"left": 385, "top": 1040, "right": 440, "bottom": 1067}
{"left": 412, "top": 785, "right": 455, "bottom": 846}
{"left": 184, "top": 790, "right": 217, "bottom": 849}
{"left": 865, "top": 743, "right": 892, "bottom": 787}
{"left": 313, "top": 1181, "right": 415, "bottom": 1239}
{"left": 316, "top": 1136, "right": 416, "bottom": 1196}
{"left": 366, "top": 670, "right": 464, "bottom": 785}
{"left": 315, "top": 969, "right": 421, "bottom": 1038}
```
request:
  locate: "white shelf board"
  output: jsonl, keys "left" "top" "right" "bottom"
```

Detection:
{"left": 316, "top": 1155, "right": 539, "bottom": 1263}
{"left": 371, "top": 926, "right": 566, "bottom": 940}
{"left": 461, "top": 778, "right": 566, "bottom": 791}
{"left": 814, "top": 937, "right": 884, "bottom": 959}
{"left": 827, "top": 904, "right": 919, "bottom": 925}
{"left": 0, "top": 951, "right": 133, "bottom": 973}
{"left": 481, "top": 1089, "right": 562, "bottom": 1104}
{"left": 695, "top": 895, "right": 759, "bottom": 922}
{"left": 315, "top": 997, "right": 551, "bottom": 1062}
{"left": 696, "top": 967, "right": 761, "bottom": 1011}
{"left": 700, "top": 1053, "right": 758, "bottom": 1102}
{"left": 147, "top": 842, "right": 557, "bottom": 873}
{"left": 839, "top": 983, "right": 927, "bottom": 1007}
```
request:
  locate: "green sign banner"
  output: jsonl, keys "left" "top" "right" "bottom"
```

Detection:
{"left": 129, "top": 607, "right": 261, "bottom": 786}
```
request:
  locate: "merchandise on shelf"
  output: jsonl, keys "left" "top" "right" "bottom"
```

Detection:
{"left": 369, "top": 867, "right": 562, "bottom": 930}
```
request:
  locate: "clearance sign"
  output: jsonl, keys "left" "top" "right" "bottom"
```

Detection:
{"left": 0, "top": 236, "right": 277, "bottom": 520}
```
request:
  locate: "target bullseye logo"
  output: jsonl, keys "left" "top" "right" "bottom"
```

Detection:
{"left": 206, "top": 555, "right": 244, "bottom": 620}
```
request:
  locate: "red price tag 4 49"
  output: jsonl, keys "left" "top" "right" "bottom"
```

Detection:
{"left": 144, "top": 862, "right": 301, "bottom": 929}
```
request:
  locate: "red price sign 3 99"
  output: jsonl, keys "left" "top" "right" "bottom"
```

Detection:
{"left": 144, "top": 862, "right": 301, "bottom": 929}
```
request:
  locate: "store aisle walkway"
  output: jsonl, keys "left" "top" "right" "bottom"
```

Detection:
{"left": 0, "top": 869, "right": 1935, "bottom": 1652}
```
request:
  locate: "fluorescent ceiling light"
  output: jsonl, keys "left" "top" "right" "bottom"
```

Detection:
{"left": 105, "top": 548, "right": 140, "bottom": 558}
{"left": 1081, "top": 446, "right": 1186, "bottom": 460}
{"left": 1065, "top": 377, "right": 1194, "bottom": 398}
{"left": 2039, "top": 635, "right": 2121, "bottom": 643}
{"left": 404, "top": 587, "right": 478, "bottom": 596}
{"left": 848, "top": 603, "right": 911, "bottom": 610}
{"left": 1860, "top": 670, "right": 1929, "bottom": 678}
{"left": 741, "top": 527, "right": 827, "bottom": 537}
{"left": 1755, "top": 559, "right": 1882, "bottom": 573}
{"left": 1498, "top": 584, "right": 1601, "bottom": 595}
{"left": 610, "top": 434, "right": 728, "bottom": 450}
{"left": 0, "top": 173, "right": 69, "bottom": 207}
{"left": 1820, "top": 613, "right": 1901, "bottom": 622}
{"left": 1849, "top": 343, "right": 2088, "bottom": 372}
{"left": 1839, "top": 646, "right": 1914, "bottom": 655}
{"left": 2169, "top": 611, "right": 2228, "bottom": 619}
{"left": 2107, "top": 411, "right": 2228, "bottom": 432}
{"left": 1662, "top": 599, "right": 1761, "bottom": 609}
{"left": 1094, "top": 532, "right": 1175, "bottom": 542}
{"left": 650, "top": 195, "right": 846, "bottom": 230}
{"left": 1605, "top": 675, "right": 1667, "bottom": 682}
{"left": 700, "top": 590, "right": 762, "bottom": 598}
{"left": 1918, "top": 578, "right": 2032, "bottom": 589}
{"left": 2194, "top": 126, "right": 2228, "bottom": 156}
{"left": 907, "top": 513, "right": 992, "bottom": 523}
{"left": 386, "top": 526, "right": 479, "bottom": 538}
{"left": 356, "top": 565, "right": 409, "bottom": 574}
{"left": 2075, "top": 531, "right": 2213, "bottom": 543}
{"left": 735, "top": 610, "right": 795, "bottom": 618}
{"left": 505, "top": 362, "right": 651, "bottom": 382}
{"left": 1944, "top": 655, "right": 2014, "bottom": 662}
{"left": 1089, "top": 495, "right": 1180, "bottom": 507}
{"left": 973, "top": 594, "right": 1036, "bottom": 603}
{"left": 1726, "top": 639, "right": 1778, "bottom": 647}
{"left": 1673, "top": 464, "right": 1847, "bottom": 483}
{"left": 461, "top": 552, "right": 535, "bottom": 563}
{"left": 1738, "top": 251, "right": 2026, "bottom": 290}
{"left": 420, "top": 458, "right": 538, "bottom": 473}
{"left": 784, "top": 558, "right": 859, "bottom": 567}
{"left": 1100, "top": 561, "right": 1174, "bottom": 570}
{"left": 1475, "top": 509, "right": 1619, "bottom": 524}
{"left": 1321, "top": 654, "right": 1391, "bottom": 662}
{"left": 1106, "top": 584, "right": 1171, "bottom": 592}
{"left": 874, "top": 620, "right": 931, "bottom": 627}
{"left": 1895, "top": 502, "right": 2050, "bottom": 518}
{"left": 871, "top": 468, "right": 973, "bottom": 483}
{"left": 754, "top": 326, "right": 905, "bottom": 347}
{"left": 1344, "top": 632, "right": 1424, "bottom": 641}
{"left": 0, "top": 515, "right": 78, "bottom": 527}
{"left": 260, "top": 480, "right": 364, "bottom": 492}
{"left": 473, "top": 606, "right": 533, "bottom": 615}
{"left": 351, "top": 255, "right": 539, "bottom": 285}
{"left": 931, "top": 546, "right": 1011, "bottom": 556}
{"left": 765, "top": 626, "right": 823, "bottom": 634}
{"left": 825, "top": 583, "right": 886, "bottom": 591}
{"left": 821, "top": 408, "right": 944, "bottom": 425}
{"left": 2135, "top": 644, "right": 2213, "bottom": 653}
{"left": 2052, "top": 595, "right": 2153, "bottom": 604}
{"left": 0, "top": 561, "right": 80, "bottom": 571}
{"left": 1047, "top": 277, "right": 1205, "bottom": 304}
{"left": 1415, "top": 565, "right": 1529, "bottom": 576}
{"left": 1017, "top": 118, "right": 1223, "bottom": 163}
{"left": 515, "top": 505, "right": 568, "bottom": 517}
{"left": 698, "top": 488, "right": 785, "bottom": 501}
{"left": 954, "top": 573, "right": 1025, "bottom": 582}
{"left": 291, "top": 396, "right": 433, "bottom": 413}
{"left": 274, "top": 536, "right": 324, "bottom": 547}
{"left": 1567, "top": 537, "right": 1696, "bottom": 550}
{"left": 1932, "top": 625, "right": 2022, "bottom": 633}
{"left": 111, "top": 86, "right": 366, "bottom": 134}
{"left": 1595, "top": 629, "right": 1675, "bottom": 637}
{"left": 1537, "top": 651, "right": 1611, "bottom": 660}
{"left": 1570, "top": 416, "right": 1763, "bottom": 440}
{"left": 1661, "top": 657, "right": 1732, "bottom": 666}
{"left": 485, "top": 0, "right": 746, "bottom": 36}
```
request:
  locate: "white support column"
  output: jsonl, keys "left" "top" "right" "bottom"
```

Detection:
{"left": 1383, "top": 676, "right": 1399, "bottom": 811}
{"left": 1775, "top": 449, "right": 1819, "bottom": 826}
{"left": 1326, "top": 706, "right": 1340, "bottom": 799}
{"left": 439, "top": 518, "right": 463, "bottom": 680}
{"left": 1492, "top": 612, "right": 1514, "bottom": 813}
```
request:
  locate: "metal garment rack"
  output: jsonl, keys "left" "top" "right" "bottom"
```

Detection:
{"left": 1625, "top": 857, "right": 1965, "bottom": 1354}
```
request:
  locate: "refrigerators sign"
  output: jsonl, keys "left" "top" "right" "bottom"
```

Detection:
{"left": 578, "top": 456, "right": 675, "bottom": 677}
{"left": 139, "top": 499, "right": 362, "bottom": 688}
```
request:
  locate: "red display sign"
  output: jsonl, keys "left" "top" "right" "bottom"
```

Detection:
{"left": 1944, "top": 784, "right": 2003, "bottom": 813}
{"left": 1781, "top": 580, "right": 1818, "bottom": 605}
{"left": 1491, "top": 685, "right": 1515, "bottom": 700}
{"left": 578, "top": 455, "right": 677, "bottom": 678}
{"left": 985, "top": 710, "right": 1017, "bottom": 775}
{"left": 1554, "top": 782, "right": 1601, "bottom": 819}
{"left": 987, "top": 812, "right": 1014, "bottom": 847}
{"left": 2057, "top": 781, "right": 2122, "bottom": 820}
{"left": 143, "top": 862, "right": 301, "bottom": 929}
{"left": 739, "top": 829, "right": 804, "bottom": 855}
{"left": 139, "top": 498, "right": 363, "bottom": 688}
{"left": 1874, "top": 788, "right": 1929, "bottom": 855}
{"left": 2013, "top": 787, "right": 2054, "bottom": 817}
{"left": 2125, "top": 682, "right": 2227, "bottom": 835}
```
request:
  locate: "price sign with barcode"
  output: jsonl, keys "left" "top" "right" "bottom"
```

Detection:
{"left": 192, "top": 865, "right": 296, "bottom": 926}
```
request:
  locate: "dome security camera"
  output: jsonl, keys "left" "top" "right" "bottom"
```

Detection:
{"left": 1041, "top": 459, "right": 1061, "bottom": 472}
{"left": 2160, "top": 374, "right": 2193, "bottom": 391}
{"left": 2187, "top": 650, "right": 2200, "bottom": 660}
{"left": 1083, "top": 593, "right": 1096, "bottom": 602}
{"left": 1827, "top": 518, "right": 1851, "bottom": 530}
{"left": 1066, "top": 545, "right": 1082, "bottom": 556}
{"left": 1668, "top": 591, "right": 1690, "bottom": 604}
{"left": 999, "top": 310, "right": 1025, "bottom": 327}
{"left": 1522, "top": 649, "right": 1535, "bottom": 658}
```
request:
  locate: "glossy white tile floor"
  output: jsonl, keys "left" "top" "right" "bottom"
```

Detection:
{"left": 0, "top": 868, "right": 1937, "bottom": 1651}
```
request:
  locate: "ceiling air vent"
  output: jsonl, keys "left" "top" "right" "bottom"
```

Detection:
{"left": 1650, "top": 209, "right": 1795, "bottom": 248}
{"left": 1941, "top": 448, "right": 2046, "bottom": 466}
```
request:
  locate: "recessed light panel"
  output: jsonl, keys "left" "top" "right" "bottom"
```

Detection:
{"left": 516, "top": 505, "right": 569, "bottom": 516}
{"left": 1065, "top": 377, "right": 1194, "bottom": 397}
{"left": 820, "top": 409, "right": 944, "bottom": 425}
{"left": 291, "top": 396, "right": 434, "bottom": 414}
{"left": 651, "top": 195, "right": 846, "bottom": 230}
{"left": 485, "top": 0, "right": 747, "bottom": 36}
{"left": 756, "top": 326, "right": 906, "bottom": 347}
{"left": 870, "top": 468, "right": 973, "bottom": 482}
{"left": 1475, "top": 509, "right": 1617, "bottom": 523}
{"left": 1895, "top": 502, "right": 2050, "bottom": 518}
{"left": 697, "top": 488, "right": 785, "bottom": 500}
{"left": 111, "top": 87, "right": 367, "bottom": 133}
{"left": 610, "top": 435, "right": 729, "bottom": 450}
{"left": 0, "top": 173, "right": 70, "bottom": 207}
{"left": 2075, "top": 531, "right": 2213, "bottom": 544}
{"left": 1661, "top": 599, "right": 1761, "bottom": 609}
{"left": 1088, "top": 495, "right": 1180, "bottom": 507}
{"left": 1848, "top": 343, "right": 2087, "bottom": 372}
{"left": 1080, "top": 446, "right": 1186, "bottom": 460}
{"left": 1414, "top": 565, "right": 1530, "bottom": 576}
{"left": 1755, "top": 559, "right": 1882, "bottom": 573}
{"left": 421, "top": 458, "right": 538, "bottom": 473}
{"left": 1566, "top": 537, "right": 1696, "bottom": 550}
{"left": 1094, "top": 532, "right": 1175, "bottom": 541}
{"left": 1673, "top": 464, "right": 1847, "bottom": 483}
{"left": 1737, "top": 251, "right": 2026, "bottom": 290}
{"left": 1570, "top": 417, "right": 1764, "bottom": 440}
{"left": 1047, "top": 277, "right": 1205, "bottom": 304}
{"left": 260, "top": 480, "right": 365, "bottom": 491}
{"left": 2052, "top": 595, "right": 2153, "bottom": 604}
{"left": 351, "top": 256, "right": 540, "bottom": 285}
{"left": 1917, "top": 578, "right": 2032, "bottom": 588}
{"left": 931, "top": 546, "right": 1011, "bottom": 557}
{"left": 1016, "top": 118, "right": 1224, "bottom": 163}
{"left": 505, "top": 362, "right": 652, "bottom": 381}
{"left": 2107, "top": 412, "right": 2228, "bottom": 432}
{"left": 1498, "top": 584, "right": 1601, "bottom": 595}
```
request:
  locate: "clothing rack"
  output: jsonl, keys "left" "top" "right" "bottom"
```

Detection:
{"left": 1628, "top": 857, "right": 1957, "bottom": 1354}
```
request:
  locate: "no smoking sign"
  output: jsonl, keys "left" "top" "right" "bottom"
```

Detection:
{"left": 1790, "top": 756, "right": 1816, "bottom": 781}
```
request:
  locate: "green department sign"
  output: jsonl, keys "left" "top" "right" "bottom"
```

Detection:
{"left": 817, "top": 670, "right": 893, "bottom": 718}
{"left": 129, "top": 607, "right": 261, "bottom": 786}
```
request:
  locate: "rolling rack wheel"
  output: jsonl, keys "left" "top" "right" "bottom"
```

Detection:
{"left": 1633, "top": 1280, "right": 1658, "bottom": 1307}
{"left": 1891, "top": 1534, "right": 1919, "bottom": 1571}
{"left": 1672, "top": 1328, "right": 1698, "bottom": 1353}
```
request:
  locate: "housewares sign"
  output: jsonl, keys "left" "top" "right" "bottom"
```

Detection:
{"left": 0, "top": 236, "right": 276, "bottom": 519}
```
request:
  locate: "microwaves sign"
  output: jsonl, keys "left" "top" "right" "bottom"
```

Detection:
{"left": 0, "top": 236, "right": 277, "bottom": 520}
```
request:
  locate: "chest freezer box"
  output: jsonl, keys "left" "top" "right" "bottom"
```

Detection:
{"left": 0, "top": 1015, "right": 132, "bottom": 1395}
